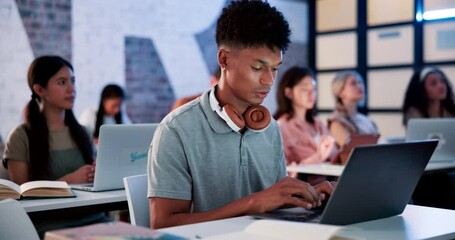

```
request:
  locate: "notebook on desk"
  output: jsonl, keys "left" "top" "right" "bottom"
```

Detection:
{"left": 406, "top": 118, "right": 455, "bottom": 162}
{"left": 254, "top": 140, "right": 438, "bottom": 225}
{"left": 71, "top": 123, "right": 158, "bottom": 192}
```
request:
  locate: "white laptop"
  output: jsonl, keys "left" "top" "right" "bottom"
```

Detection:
{"left": 71, "top": 123, "right": 158, "bottom": 192}
{"left": 406, "top": 118, "right": 455, "bottom": 162}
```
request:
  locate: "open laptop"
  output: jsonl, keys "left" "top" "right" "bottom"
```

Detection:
{"left": 71, "top": 123, "right": 158, "bottom": 192}
{"left": 406, "top": 118, "right": 455, "bottom": 162}
{"left": 254, "top": 140, "right": 438, "bottom": 225}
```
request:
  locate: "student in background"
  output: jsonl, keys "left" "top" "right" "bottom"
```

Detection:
{"left": 274, "top": 66, "right": 337, "bottom": 183}
{"left": 79, "top": 84, "right": 131, "bottom": 144}
{"left": 403, "top": 66, "right": 455, "bottom": 210}
{"left": 148, "top": 0, "right": 335, "bottom": 229}
{"left": 402, "top": 66, "right": 455, "bottom": 126}
{"left": 2, "top": 55, "right": 109, "bottom": 236}
{"left": 3, "top": 56, "right": 95, "bottom": 185}
{"left": 328, "top": 70, "right": 378, "bottom": 147}
{"left": 170, "top": 66, "right": 221, "bottom": 111}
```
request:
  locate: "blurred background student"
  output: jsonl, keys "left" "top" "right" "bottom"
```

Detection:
{"left": 170, "top": 66, "right": 221, "bottom": 111}
{"left": 402, "top": 66, "right": 455, "bottom": 210}
{"left": 274, "top": 66, "right": 337, "bottom": 183}
{"left": 79, "top": 84, "right": 131, "bottom": 144}
{"left": 328, "top": 70, "right": 379, "bottom": 147}
{"left": 402, "top": 66, "right": 455, "bottom": 126}
{"left": 2, "top": 55, "right": 109, "bottom": 236}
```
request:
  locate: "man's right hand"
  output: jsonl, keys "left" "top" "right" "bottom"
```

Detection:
{"left": 244, "top": 177, "right": 333, "bottom": 214}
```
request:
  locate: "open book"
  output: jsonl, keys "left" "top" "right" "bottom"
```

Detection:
{"left": 0, "top": 179, "right": 75, "bottom": 200}
{"left": 205, "top": 220, "right": 345, "bottom": 240}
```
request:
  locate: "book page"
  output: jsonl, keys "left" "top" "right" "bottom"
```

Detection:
{"left": 206, "top": 220, "right": 342, "bottom": 240}
{"left": 19, "top": 180, "right": 69, "bottom": 193}
{"left": 0, "top": 178, "right": 21, "bottom": 193}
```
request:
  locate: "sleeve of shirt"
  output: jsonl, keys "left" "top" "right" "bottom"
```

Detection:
{"left": 3, "top": 126, "right": 29, "bottom": 165}
{"left": 404, "top": 107, "right": 423, "bottom": 125}
{"left": 147, "top": 123, "right": 192, "bottom": 200}
{"left": 121, "top": 105, "right": 132, "bottom": 124}
{"left": 78, "top": 108, "right": 97, "bottom": 136}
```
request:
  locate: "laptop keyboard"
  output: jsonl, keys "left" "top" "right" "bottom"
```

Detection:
{"left": 277, "top": 210, "right": 322, "bottom": 223}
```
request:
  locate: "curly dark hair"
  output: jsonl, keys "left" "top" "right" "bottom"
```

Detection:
{"left": 274, "top": 67, "right": 316, "bottom": 122}
{"left": 216, "top": 0, "right": 290, "bottom": 52}
{"left": 402, "top": 66, "right": 455, "bottom": 126}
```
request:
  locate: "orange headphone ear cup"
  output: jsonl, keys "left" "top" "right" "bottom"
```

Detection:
{"left": 223, "top": 104, "right": 246, "bottom": 129}
{"left": 243, "top": 105, "right": 271, "bottom": 131}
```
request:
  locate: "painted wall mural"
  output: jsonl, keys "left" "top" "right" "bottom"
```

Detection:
{"left": 0, "top": 0, "right": 308, "bottom": 140}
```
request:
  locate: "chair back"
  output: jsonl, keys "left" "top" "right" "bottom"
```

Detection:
{"left": 0, "top": 198, "right": 40, "bottom": 240}
{"left": 123, "top": 174, "right": 150, "bottom": 227}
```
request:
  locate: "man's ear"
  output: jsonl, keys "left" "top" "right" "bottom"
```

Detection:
{"left": 217, "top": 47, "right": 229, "bottom": 70}
{"left": 32, "top": 84, "right": 45, "bottom": 98}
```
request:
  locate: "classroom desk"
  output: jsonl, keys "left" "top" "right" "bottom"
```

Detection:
{"left": 159, "top": 204, "right": 455, "bottom": 240}
{"left": 20, "top": 189, "right": 127, "bottom": 219}
{"left": 286, "top": 160, "right": 455, "bottom": 177}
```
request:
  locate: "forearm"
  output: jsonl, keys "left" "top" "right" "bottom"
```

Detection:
{"left": 152, "top": 196, "right": 255, "bottom": 229}
{"left": 58, "top": 173, "right": 74, "bottom": 183}
{"left": 300, "top": 152, "right": 322, "bottom": 164}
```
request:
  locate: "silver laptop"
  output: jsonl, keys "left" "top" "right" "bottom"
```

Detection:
{"left": 406, "top": 118, "right": 455, "bottom": 162}
{"left": 71, "top": 123, "right": 158, "bottom": 192}
{"left": 254, "top": 140, "right": 438, "bottom": 225}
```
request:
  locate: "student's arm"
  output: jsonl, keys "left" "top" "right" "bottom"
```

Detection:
{"left": 7, "top": 160, "right": 29, "bottom": 185}
{"left": 329, "top": 121, "right": 350, "bottom": 147}
{"left": 4, "top": 126, "right": 30, "bottom": 185}
{"left": 58, "top": 164, "right": 95, "bottom": 183}
{"left": 150, "top": 177, "right": 334, "bottom": 229}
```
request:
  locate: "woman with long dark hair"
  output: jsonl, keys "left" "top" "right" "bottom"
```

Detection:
{"left": 2, "top": 56, "right": 111, "bottom": 237}
{"left": 275, "top": 67, "right": 337, "bottom": 183}
{"left": 79, "top": 84, "right": 130, "bottom": 144}
{"left": 402, "top": 66, "right": 455, "bottom": 126}
{"left": 3, "top": 55, "right": 95, "bottom": 184}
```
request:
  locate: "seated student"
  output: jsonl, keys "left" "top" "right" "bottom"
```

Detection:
{"left": 274, "top": 67, "right": 337, "bottom": 183}
{"left": 79, "top": 84, "right": 131, "bottom": 144}
{"left": 148, "top": 0, "right": 335, "bottom": 229}
{"left": 170, "top": 66, "right": 221, "bottom": 111}
{"left": 328, "top": 70, "right": 379, "bottom": 147}
{"left": 402, "top": 66, "right": 455, "bottom": 210}
{"left": 402, "top": 66, "right": 455, "bottom": 126}
{"left": 2, "top": 55, "right": 109, "bottom": 236}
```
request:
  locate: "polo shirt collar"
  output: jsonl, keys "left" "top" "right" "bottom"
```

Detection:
{"left": 201, "top": 87, "right": 234, "bottom": 134}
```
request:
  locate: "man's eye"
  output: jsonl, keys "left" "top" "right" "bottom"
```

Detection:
{"left": 252, "top": 67, "right": 261, "bottom": 71}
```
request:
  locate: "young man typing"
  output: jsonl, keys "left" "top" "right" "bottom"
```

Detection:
{"left": 148, "top": 0, "right": 335, "bottom": 229}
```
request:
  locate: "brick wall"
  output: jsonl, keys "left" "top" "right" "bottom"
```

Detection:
{"left": 0, "top": 0, "right": 308, "bottom": 139}
{"left": 17, "top": 0, "right": 72, "bottom": 61}
{"left": 125, "top": 37, "right": 175, "bottom": 123}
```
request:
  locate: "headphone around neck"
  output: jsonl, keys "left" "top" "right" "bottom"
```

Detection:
{"left": 210, "top": 89, "right": 271, "bottom": 132}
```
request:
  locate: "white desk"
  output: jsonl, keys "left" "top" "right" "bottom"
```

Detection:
{"left": 160, "top": 205, "right": 455, "bottom": 240}
{"left": 287, "top": 160, "right": 455, "bottom": 177}
{"left": 20, "top": 189, "right": 126, "bottom": 213}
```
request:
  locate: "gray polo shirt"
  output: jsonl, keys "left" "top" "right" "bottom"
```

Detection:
{"left": 148, "top": 89, "right": 287, "bottom": 212}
